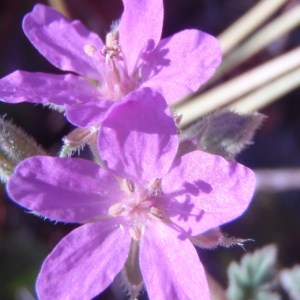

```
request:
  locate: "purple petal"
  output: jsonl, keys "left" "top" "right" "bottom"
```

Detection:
{"left": 99, "top": 88, "right": 178, "bottom": 183}
{"left": 23, "top": 4, "right": 104, "bottom": 79}
{"left": 0, "top": 70, "right": 98, "bottom": 106}
{"left": 65, "top": 99, "right": 113, "bottom": 128}
{"left": 36, "top": 220, "right": 130, "bottom": 300}
{"left": 119, "top": 0, "right": 163, "bottom": 75}
{"left": 140, "top": 222, "right": 210, "bottom": 299}
{"left": 162, "top": 151, "right": 256, "bottom": 235}
{"left": 7, "top": 156, "right": 122, "bottom": 223}
{"left": 142, "top": 29, "right": 222, "bottom": 104}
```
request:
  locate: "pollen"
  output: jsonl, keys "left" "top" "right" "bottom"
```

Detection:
{"left": 108, "top": 202, "right": 125, "bottom": 217}
{"left": 101, "top": 32, "right": 122, "bottom": 60}
{"left": 83, "top": 44, "right": 97, "bottom": 57}
{"left": 149, "top": 207, "right": 169, "bottom": 223}
{"left": 148, "top": 178, "right": 162, "bottom": 197}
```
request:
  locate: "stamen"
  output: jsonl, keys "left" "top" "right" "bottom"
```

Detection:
{"left": 148, "top": 178, "right": 162, "bottom": 197}
{"left": 84, "top": 44, "right": 97, "bottom": 57}
{"left": 101, "top": 32, "right": 122, "bottom": 60}
{"left": 149, "top": 207, "right": 170, "bottom": 223}
{"left": 108, "top": 202, "right": 125, "bottom": 217}
{"left": 82, "top": 214, "right": 110, "bottom": 224}
{"left": 125, "top": 178, "right": 135, "bottom": 193}
{"left": 105, "top": 31, "right": 118, "bottom": 47}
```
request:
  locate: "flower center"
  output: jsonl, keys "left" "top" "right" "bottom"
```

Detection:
{"left": 108, "top": 178, "right": 168, "bottom": 240}
{"left": 83, "top": 29, "right": 138, "bottom": 100}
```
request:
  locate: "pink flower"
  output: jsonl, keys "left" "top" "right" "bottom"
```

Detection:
{"left": 0, "top": 1, "right": 221, "bottom": 128}
{"left": 7, "top": 89, "right": 255, "bottom": 299}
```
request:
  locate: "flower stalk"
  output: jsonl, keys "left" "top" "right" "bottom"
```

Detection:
{"left": 218, "top": 4, "right": 300, "bottom": 76}
{"left": 174, "top": 47, "right": 300, "bottom": 127}
{"left": 0, "top": 117, "right": 46, "bottom": 181}
{"left": 219, "top": 0, "right": 288, "bottom": 55}
{"left": 229, "top": 67, "right": 300, "bottom": 113}
{"left": 47, "top": 0, "right": 71, "bottom": 18}
{"left": 255, "top": 168, "right": 300, "bottom": 192}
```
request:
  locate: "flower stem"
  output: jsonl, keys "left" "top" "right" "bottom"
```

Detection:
{"left": 229, "top": 67, "right": 300, "bottom": 113}
{"left": 0, "top": 152, "right": 14, "bottom": 182}
{"left": 219, "top": 0, "right": 288, "bottom": 55}
{"left": 218, "top": 4, "right": 300, "bottom": 76}
{"left": 47, "top": 0, "right": 71, "bottom": 18}
{"left": 255, "top": 169, "right": 300, "bottom": 192}
{"left": 174, "top": 47, "right": 300, "bottom": 127}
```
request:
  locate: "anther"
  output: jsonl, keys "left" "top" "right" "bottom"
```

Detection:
{"left": 149, "top": 207, "right": 169, "bottom": 222}
{"left": 148, "top": 178, "right": 162, "bottom": 197}
{"left": 101, "top": 32, "right": 121, "bottom": 60}
{"left": 108, "top": 202, "right": 125, "bottom": 217}
{"left": 126, "top": 179, "right": 135, "bottom": 193}
{"left": 84, "top": 44, "right": 97, "bottom": 57}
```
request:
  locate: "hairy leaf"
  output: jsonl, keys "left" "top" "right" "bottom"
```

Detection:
{"left": 179, "top": 110, "right": 265, "bottom": 160}
{"left": 0, "top": 116, "right": 46, "bottom": 182}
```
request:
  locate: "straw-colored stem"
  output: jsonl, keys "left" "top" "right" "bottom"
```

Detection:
{"left": 206, "top": 272, "right": 226, "bottom": 300}
{"left": 47, "top": 0, "right": 71, "bottom": 18}
{"left": 219, "top": 0, "right": 288, "bottom": 55}
{"left": 256, "top": 169, "right": 300, "bottom": 192}
{"left": 173, "top": 47, "right": 300, "bottom": 127}
{"left": 230, "top": 67, "right": 300, "bottom": 113}
{"left": 219, "top": 4, "right": 300, "bottom": 75}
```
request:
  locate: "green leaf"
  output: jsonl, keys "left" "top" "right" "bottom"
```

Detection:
{"left": 280, "top": 265, "right": 300, "bottom": 300}
{"left": 0, "top": 116, "right": 46, "bottom": 182}
{"left": 179, "top": 109, "right": 265, "bottom": 160}
{"left": 256, "top": 291, "right": 281, "bottom": 300}
{"left": 227, "top": 245, "right": 278, "bottom": 300}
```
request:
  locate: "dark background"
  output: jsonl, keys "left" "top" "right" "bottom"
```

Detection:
{"left": 0, "top": 0, "right": 299, "bottom": 299}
